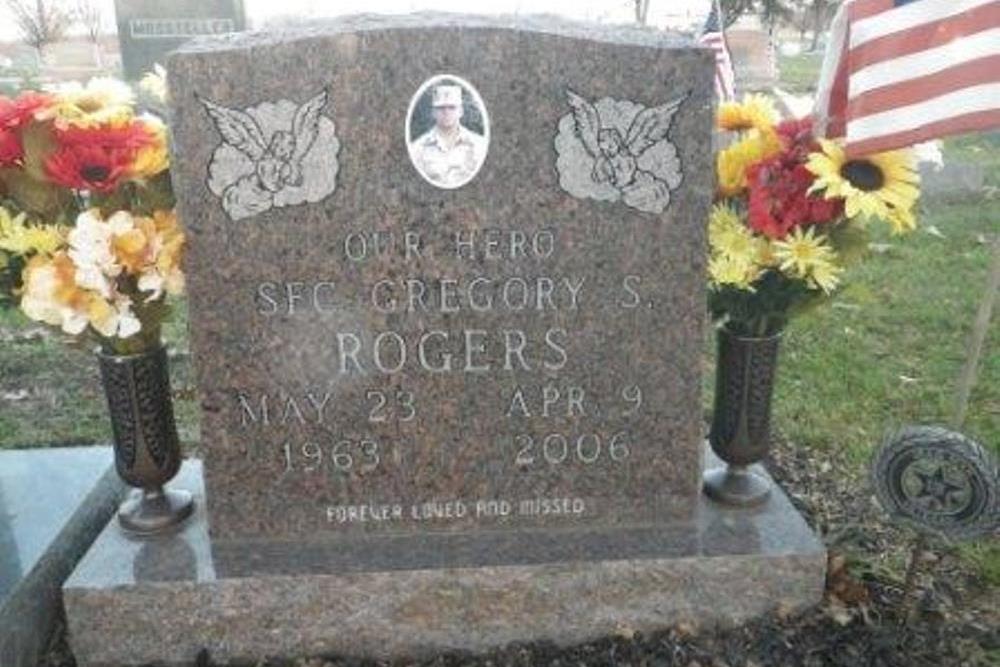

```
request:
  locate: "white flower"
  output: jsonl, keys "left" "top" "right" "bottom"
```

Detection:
{"left": 89, "top": 294, "right": 141, "bottom": 338}
{"left": 137, "top": 270, "right": 164, "bottom": 301}
{"left": 68, "top": 210, "right": 122, "bottom": 298}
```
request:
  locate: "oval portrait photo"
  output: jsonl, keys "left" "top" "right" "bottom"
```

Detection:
{"left": 406, "top": 74, "right": 489, "bottom": 189}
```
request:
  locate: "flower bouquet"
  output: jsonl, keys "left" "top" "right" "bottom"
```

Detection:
{"left": 704, "top": 94, "right": 921, "bottom": 505}
{"left": 0, "top": 74, "right": 193, "bottom": 533}
{"left": 710, "top": 94, "right": 920, "bottom": 336}
{"left": 0, "top": 75, "right": 181, "bottom": 352}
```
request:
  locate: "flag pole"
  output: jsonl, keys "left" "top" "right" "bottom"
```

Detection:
{"left": 951, "top": 236, "right": 1000, "bottom": 430}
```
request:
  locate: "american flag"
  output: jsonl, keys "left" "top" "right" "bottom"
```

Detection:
{"left": 700, "top": 0, "right": 736, "bottom": 102}
{"left": 814, "top": 0, "right": 1000, "bottom": 157}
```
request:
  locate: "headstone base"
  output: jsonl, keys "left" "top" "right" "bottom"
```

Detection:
{"left": 64, "top": 452, "right": 826, "bottom": 667}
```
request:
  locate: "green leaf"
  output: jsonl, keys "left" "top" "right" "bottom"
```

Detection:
{"left": 0, "top": 168, "right": 73, "bottom": 218}
{"left": 828, "top": 221, "right": 871, "bottom": 267}
{"left": 19, "top": 122, "right": 57, "bottom": 182}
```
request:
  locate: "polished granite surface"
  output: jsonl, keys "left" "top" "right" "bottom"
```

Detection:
{"left": 64, "top": 451, "right": 826, "bottom": 666}
{"left": 0, "top": 446, "right": 116, "bottom": 603}
{"left": 68, "top": 450, "right": 823, "bottom": 585}
{"left": 1, "top": 446, "right": 122, "bottom": 667}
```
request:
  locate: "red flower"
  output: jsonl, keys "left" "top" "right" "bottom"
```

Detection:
{"left": 776, "top": 117, "right": 814, "bottom": 145}
{"left": 0, "top": 131, "right": 21, "bottom": 164}
{"left": 0, "top": 91, "right": 52, "bottom": 165}
{"left": 55, "top": 123, "right": 153, "bottom": 151}
{"left": 747, "top": 154, "right": 843, "bottom": 239}
{"left": 44, "top": 124, "right": 151, "bottom": 193}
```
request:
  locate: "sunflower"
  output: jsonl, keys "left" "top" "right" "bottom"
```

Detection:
{"left": 885, "top": 205, "right": 917, "bottom": 235}
{"left": 717, "top": 128, "right": 782, "bottom": 197}
{"left": 717, "top": 94, "right": 778, "bottom": 133}
{"left": 39, "top": 78, "right": 135, "bottom": 129}
{"left": 772, "top": 225, "right": 843, "bottom": 293}
{"left": 806, "top": 139, "right": 919, "bottom": 222}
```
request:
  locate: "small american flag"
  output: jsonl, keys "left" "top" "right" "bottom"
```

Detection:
{"left": 814, "top": 0, "right": 1000, "bottom": 157}
{"left": 700, "top": 0, "right": 736, "bottom": 102}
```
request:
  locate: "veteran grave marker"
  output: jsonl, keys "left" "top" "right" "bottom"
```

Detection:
{"left": 63, "top": 16, "right": 826, "bottom": 664}
{"left": 168, "top": 13, "right": 711, "bottom": 568}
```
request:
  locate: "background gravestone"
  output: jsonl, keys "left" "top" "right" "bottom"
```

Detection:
{"left": 113, "top": 0, "right": 246, "bottom": 80}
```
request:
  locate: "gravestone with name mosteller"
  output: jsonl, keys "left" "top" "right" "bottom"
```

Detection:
{"left": 63, "top": 14, "right": 826, "bottom": 666}
{"left": 113, "top": 0, "right": 246, "bottom": 80}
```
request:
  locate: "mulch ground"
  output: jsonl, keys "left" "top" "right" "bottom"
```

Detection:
{"left": 41, "top": 436, "right": 999, "bottom": 667}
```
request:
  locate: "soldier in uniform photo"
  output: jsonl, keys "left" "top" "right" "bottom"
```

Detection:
{"left": 409, "top": 84, "right": 487, "bottom": 188}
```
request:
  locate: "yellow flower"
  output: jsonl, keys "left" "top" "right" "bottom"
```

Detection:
{"left": 806, "top": 139, "right": 920, "bottom": 222}
{"left": 112, "top": 218, "right": 154, "bottom": 274}
{"left": 708, "top": 202, "right": 742, "bottom": 238}
{"left": 138, "top": 210, "right": 185, "bottom": 299}
{"left": 21, "top": 253, "right": 87, "bottom": 333}
{"left": 709, "top": 204, "right": 756, "bottom": 262}
{"left": 717, "top": 94, "right": 778, "bottom": 133}
{"left": 717, "top": 128, "right": 782, "bottom": 197}
{"left": 20, "top": 251, "right": 141, "bottom": 338}
{"left": 772, "top": 226, "right": 843, "bottom": 293}
{"left": 139, "top": 64, "right": 168, "bottom": 104}
{"left": 810, "top": 260, "right": 843, "bottom": 294}
{"left": 885, "top": 205, "right": 917, "bottom": 235}
{"left": 39, "top": 77, "right": 135, "bottom": 129}
{"left": 66, "top": 208, "right": 185, "bottom": 303}
{"left": 0, "top": 208, "right": 64, "bottom": 257}
{"left": 130, "top": 113, "right": 169, "bottom": 178}
{"left": 708, "top": 253, "right": 761, "bottom": 291}
{"left": 755, "top": 236, "right": 779, "bottom": 267}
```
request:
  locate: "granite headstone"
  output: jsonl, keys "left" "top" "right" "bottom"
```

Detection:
{"left": 113, "top": 0, "right": 246, "bottom": 80}
{"left": 59, "top": 16, "right": 827, "bottom": 665}
{"left": 167, "top": 13, "right": 712, "bottom": 572}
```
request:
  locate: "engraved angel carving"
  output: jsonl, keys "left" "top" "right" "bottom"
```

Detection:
{"left": 201, "top": 89, "right": 340, "bottom": 221}
{"left": 554, "top": 90, "right": 688, "bottom": 214}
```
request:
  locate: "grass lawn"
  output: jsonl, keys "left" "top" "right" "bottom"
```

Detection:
{"left": 773, "top": 195, "right": 998, "bottom": 462}
{"left": 777, "top": 52, "right": 824, "bottom": 94}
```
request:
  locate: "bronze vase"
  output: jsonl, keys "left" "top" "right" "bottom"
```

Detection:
{"left": 704, "top": 326, "right": 781, "bottom": 506}
{"left": 97, "top": 344, "right": 193, "bottom": 535}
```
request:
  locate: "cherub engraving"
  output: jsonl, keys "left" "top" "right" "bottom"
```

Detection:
{"left": 200, "top": 89, "right": 340, "bottom": 221}
{"left": 554, "top": 90, "right": 688, "bottom": 214}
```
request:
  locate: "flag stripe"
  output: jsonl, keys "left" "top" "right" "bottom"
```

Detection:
{"left": 848, "top": 81, "right": 1000, "bottom": 141}
{"left": 813, "top": 3, "right": 850, "bottom": 134}
{"left": 850, "top": 2, "right": 1000, "bottom": 73}
{"left": 850, "top": 27, "right": 1000, "bottom": 96}
{"left": 825, "top": 21, "right": 853, "bottom": 138}
{"left": 847, "top": 55, "right": 1000, "bottom": 120}
{"left": 850, "top": 0, "right": 995, "bottom": 47}
{"left": 699, "top": 0, "right": 735, "bottom": 103}
{"left": 815, "top": 0, "right": 1000, "bottom": 156}
{"left": 848, "top": 0, "right": 895, "bottom": 22}
{"left": 847, "top": 108, "right": 1000, "bottom": 156}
